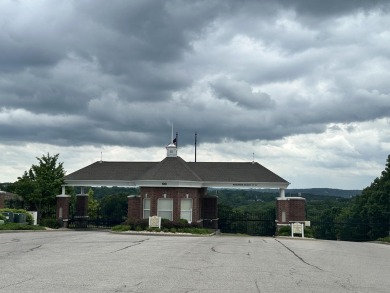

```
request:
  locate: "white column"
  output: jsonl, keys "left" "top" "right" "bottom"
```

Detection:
{"left": 279, "top": 188, "right": 285, "bottom": 198}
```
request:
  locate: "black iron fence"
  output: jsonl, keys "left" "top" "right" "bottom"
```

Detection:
{"left": 68, "top": 204, "right": 127, "bottom": 229}
{"left": 218, "top": 210, "right": 276, "bottom": 236}
{"left": 308, "top": 216, "right": 390, "bottom": 242}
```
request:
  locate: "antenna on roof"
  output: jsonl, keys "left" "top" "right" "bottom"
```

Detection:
{"left": 100, "top": 152, "right": 103, "bottom": 163}
{"left": 252, "top": 152, "right": 255, "bottom": 164}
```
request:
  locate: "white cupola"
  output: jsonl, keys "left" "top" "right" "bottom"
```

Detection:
{"left": 166, "top": 142, "right": 177, "bottom": 157}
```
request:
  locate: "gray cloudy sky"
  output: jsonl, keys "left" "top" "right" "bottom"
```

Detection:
{"left": 1, "top": 0, "right": 390, "bottom": 189}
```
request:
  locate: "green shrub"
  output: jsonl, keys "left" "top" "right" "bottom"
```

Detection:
{"left": 0, "top": 213, "right": 5, "bottom": 221}
{"left": 124, "top": 218, "right": 149, "bottom": 230}
{"left": 278, "top": 225, "right": 291, "bottom": 236}
{"left": 277, "top": 225, "right": 313, "bottom": 238}
{"left": 304, "top": 227, "right": 314, "bottom": 238}
{"left": 112, "top": 225, "right": 131, "bottom": 232}
{"left": 118, "top": 218, "right": 211, "bottom": 234}
{"left": 179, "top": 227, "right": 212, "bottom": 234}
{"left": 377, "top": 236, "right": 390, "bottom": 243}
{"left": 40, "top": 218, "right": 60, "bottom": 229}
{"left": 0, "top": 223, "right": 45, "bottom": 231}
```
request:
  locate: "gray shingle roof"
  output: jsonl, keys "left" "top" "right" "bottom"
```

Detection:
{"left": 65, "top": 156, "right": 289, "bottom": 187}
{"left": 65, "top": 161, "right": 155, "bottom": 181}
{"left": 188, "top": 162, "right": 287, "bottom": 183}
{"left": 138, "top": 157, "right": 202, "bottom": 181}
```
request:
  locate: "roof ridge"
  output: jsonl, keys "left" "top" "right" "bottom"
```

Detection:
{"left": 175, "top": 156, "right": 203, "bottom": 181}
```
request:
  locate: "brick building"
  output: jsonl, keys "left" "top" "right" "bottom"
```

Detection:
{"left": 59, "top": 141, "right": 299, "bottom": 228}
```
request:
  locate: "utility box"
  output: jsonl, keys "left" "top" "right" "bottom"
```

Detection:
{"left": 1, "top": 212, "right": 14, "bottom": 223}
{"left": 28, "top": 211, "right": 38, "bottom": 225}
{"left": 14, "top": 213, "right": 27, "bottom": 224}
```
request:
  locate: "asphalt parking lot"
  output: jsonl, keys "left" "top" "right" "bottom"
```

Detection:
{"left": 0, "top": 230, "right": 389, "bottom": 292}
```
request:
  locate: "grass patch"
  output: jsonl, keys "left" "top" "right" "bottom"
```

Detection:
{"left": 0, "top": 223, "right": 45, "bottom": 231}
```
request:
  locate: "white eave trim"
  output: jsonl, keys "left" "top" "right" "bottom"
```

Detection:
{"left": 135, "top": 180, "right": 203, "bottom": 188}
{"left": 65, "top": 179, "right": 289, "bottom": 189}
{"left": 64, "top": 180, "right": 137, "bottom": 187}
{"left": 201, "top": 181, "right": 290, "bottom": 189}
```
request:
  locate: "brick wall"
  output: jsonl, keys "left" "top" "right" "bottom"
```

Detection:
{"left": 139, "top": 187, "right": 208, "bottom": 222}
{"left": 276, "top": 197, "right": 306, "bottom": 224}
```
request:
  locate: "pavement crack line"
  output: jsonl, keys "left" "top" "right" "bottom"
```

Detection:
{"left": 111, "top": 243, "right": 141, "bottom": 253}
{"left": 110, "top": 238, "right": 150, "bottom": 253}
{"left": 0, "top": 277, "right": 34, "bottom": 290}
{"left": 274, "top": 239, "right": 323, "bottom": 271}
{"left": 29, "top": 245, "right": 42, "bottom": 252}
{"left": 255, "top": 280, "right": 261, "bottom": 293}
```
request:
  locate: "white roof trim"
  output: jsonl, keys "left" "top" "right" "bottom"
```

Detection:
{"left": 65, "top": 179, "right": 289, "bottom": 189}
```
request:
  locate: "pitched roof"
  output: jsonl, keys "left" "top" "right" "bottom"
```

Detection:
{"left": 65, "top": 156, "right": 289, "bottom": 188}
{"left": 138, "top": 157, "right": 202, "bottom": 181}
{"left": 189, "top": 162, "right": 287, "bottom": 183}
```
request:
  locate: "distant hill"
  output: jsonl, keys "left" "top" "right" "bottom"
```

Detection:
{"left": 283, "top": 188, "right": 361, "bottom": 198}
{"left": 210, "top": 188, "right": 361, "bottom": 198}
{"left": 209, "top": 187, "right": 362, "bottom": 198}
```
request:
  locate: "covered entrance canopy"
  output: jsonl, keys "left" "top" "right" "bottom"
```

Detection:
{"left": 59, "top": 142, "right": 290, "bottom": 227}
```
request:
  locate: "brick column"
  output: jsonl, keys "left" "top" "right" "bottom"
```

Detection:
{"left": 76, "top": 193, "right": 89, "bottom": 218}
{"left": 127, "top": 195, "right": 141, "bottom": 220}
{"left": 202, "top": 196, "right": 218, "bottom": 229}
{"left": 276, "top": 197, "right": 306, "bottom": 224}
{"left": 0, "top": 192, "right": 5, "bottom": 209}
{"left": 56, "top": 194, "right": 71, "bottom": 228}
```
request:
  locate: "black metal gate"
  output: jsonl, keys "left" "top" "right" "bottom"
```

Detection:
{"left": 218, "top": 210, "right": 276, "bottom": 236}
{"left": 68, "top": 204, "right": 127, "bottom": 229}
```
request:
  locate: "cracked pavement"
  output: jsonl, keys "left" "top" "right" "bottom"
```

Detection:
{"left": 0, "top": 231, "right": 389, "bottom": 292}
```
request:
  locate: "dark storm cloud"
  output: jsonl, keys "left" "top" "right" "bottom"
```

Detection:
{"left": 1, "top": 0, "right": 390, "bottom": 149}
{"left": 278, "top": 0, "right": 389, "bottom": 17}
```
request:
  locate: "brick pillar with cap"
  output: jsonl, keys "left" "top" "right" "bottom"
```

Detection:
{"left": 56, "top": 186, "right": 71, "bottom": 228}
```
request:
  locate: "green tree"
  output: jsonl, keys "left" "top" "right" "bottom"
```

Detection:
{"left": 87, "top": 188, "right": 100, "bottom": 220}
{"left": 348, "top": 155, "right": 390, "bottom": 240}
{"left": 14, "top": 153, "right": 65, "bottom": 221}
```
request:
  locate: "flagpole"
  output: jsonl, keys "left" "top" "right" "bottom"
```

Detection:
{"left": 195, "top": 132, "right": 197, "bottom": 162}
{"left": 171, "top": 124, "right": 173, "bottom": 143}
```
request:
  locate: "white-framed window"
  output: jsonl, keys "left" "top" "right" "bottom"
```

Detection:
{"left": 180, "top": 198, "right": 193, "bottom": 223}
{"left": 143, "top": 198, "right": 151, "bottom": 219}
{"left": 157, "top": 198, "right": 173, "bottom": 220}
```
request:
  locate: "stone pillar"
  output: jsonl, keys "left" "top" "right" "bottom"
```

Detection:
{"left": 56, "top": 186, "right": 71, "bottom": 227}
{"left": 127, "top": 195, "right": 141, "bottom": 220}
